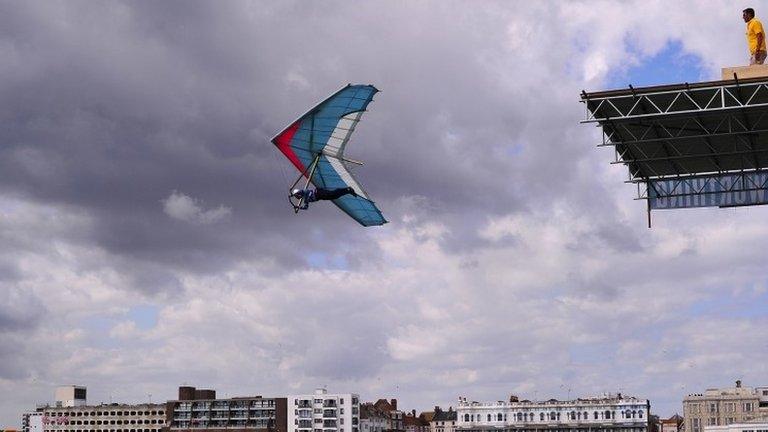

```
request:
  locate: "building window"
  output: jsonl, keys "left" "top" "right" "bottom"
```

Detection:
{"left": 464, "top": 415, "right": 469, "bottom": 422}
{"left": 497, "top": 414, "right": 503, "bottom": 422}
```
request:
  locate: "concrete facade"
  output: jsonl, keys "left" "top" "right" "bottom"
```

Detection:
{"left": 683, "top": 381, "right": 768, "bottom": 432}
{"left": 30, "top": 404, "right": 165, "bottom": 432}
{"left": 54, "top": 387, "right": 87, "bottom": 408}
{"left": 21, "top": 412, "right": 43, "bottom": 432}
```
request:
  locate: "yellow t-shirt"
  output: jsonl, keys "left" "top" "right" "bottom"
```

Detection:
{"left": 747, "top": 18, "right": 767, "bottom": 53}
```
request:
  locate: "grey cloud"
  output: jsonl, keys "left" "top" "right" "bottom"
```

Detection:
{"left": 2, "top": 0, "right": 768, "bottom": 428}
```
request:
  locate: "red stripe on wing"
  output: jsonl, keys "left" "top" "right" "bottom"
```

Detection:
{"left": 272, "top": 120, "right": 306, "bottom": 174}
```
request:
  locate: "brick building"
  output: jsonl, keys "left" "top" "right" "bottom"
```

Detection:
{"left": 166, "top": 386, "right": 287, "bottom": 432}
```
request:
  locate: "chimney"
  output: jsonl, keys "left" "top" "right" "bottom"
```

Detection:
{"left": 412, "top": 410, "right": 416, "bottom": 417}
{"left": 736, "top": 380, "right": 742, "bottom": 388}
{"left": 391, "top": 399, "right": 397, "bottom": 410}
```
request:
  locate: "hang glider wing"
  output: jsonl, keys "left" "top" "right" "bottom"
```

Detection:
{"left": 271, "top": 84, "right": 387, "bottom": 227}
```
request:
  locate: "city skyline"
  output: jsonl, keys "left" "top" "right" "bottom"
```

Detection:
{"left": 1, "top": 0, "right": 768, "bottom": 428}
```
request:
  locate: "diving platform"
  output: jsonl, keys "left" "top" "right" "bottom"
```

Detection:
{"left": 581, "top": 73, "right": 768, "bottom": 225}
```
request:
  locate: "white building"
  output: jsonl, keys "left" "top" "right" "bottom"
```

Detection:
{"left": 705, "top": 422, "right": 768, "bottom": 432}
{"left": 289, "top": 389, "right": 360, "bottom": 432}
{"left": 456, "top": 394, "right": 649, "bottom": 432}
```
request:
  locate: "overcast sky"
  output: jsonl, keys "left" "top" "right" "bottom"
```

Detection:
{"left": 2, "top": 0, "right": 768, "bottom": 427}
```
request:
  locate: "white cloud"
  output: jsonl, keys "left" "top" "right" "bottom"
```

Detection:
{"left": 161, "top": 191, "right": 231, "bottom": 224}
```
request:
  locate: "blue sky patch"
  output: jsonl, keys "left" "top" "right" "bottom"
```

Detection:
{"left": 606, "top": 40, "right": 708, "bottom": 89}
{"left": 127, "top": 305, "right": 159, "bottom": 330}
{"left": 305, "top": 251, "right": 349, "bottom": 270}
{"left": 688, "top": 285, "right": 768, "bottom": 319}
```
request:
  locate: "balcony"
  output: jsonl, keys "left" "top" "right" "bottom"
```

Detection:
{"left": 323, "top": 402, "right": 337, "bottom": 408}
{"left": 323, "top": 411, "right": 337, "bottom": 418}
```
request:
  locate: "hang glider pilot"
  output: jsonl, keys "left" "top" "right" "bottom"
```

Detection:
{"left": 744, "top": 7, "right": 767, "bottom": 65}
{"left": 291, "top": 187, "right": 358, "bottom": 210}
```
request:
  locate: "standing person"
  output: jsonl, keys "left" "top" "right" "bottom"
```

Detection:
{"left": 744, "top": 8, "right": 767, "bottom": 64}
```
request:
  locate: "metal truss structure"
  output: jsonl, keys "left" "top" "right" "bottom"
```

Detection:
{"left": 581, "top": 76, "right": 768, "bottom": 224}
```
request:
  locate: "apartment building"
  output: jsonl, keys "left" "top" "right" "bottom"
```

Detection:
{"left": 288, "top": 389, "right": 360, "bottom": 432}
{"left": 683, "top": 381, "right": 768, "bottom": 432}
{"left": 166, "top": 386, "right": 287, "bottom": 432}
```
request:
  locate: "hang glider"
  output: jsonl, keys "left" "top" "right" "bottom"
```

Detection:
{"left": 271, "top": 84, "right": 387, "bottom": 227}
